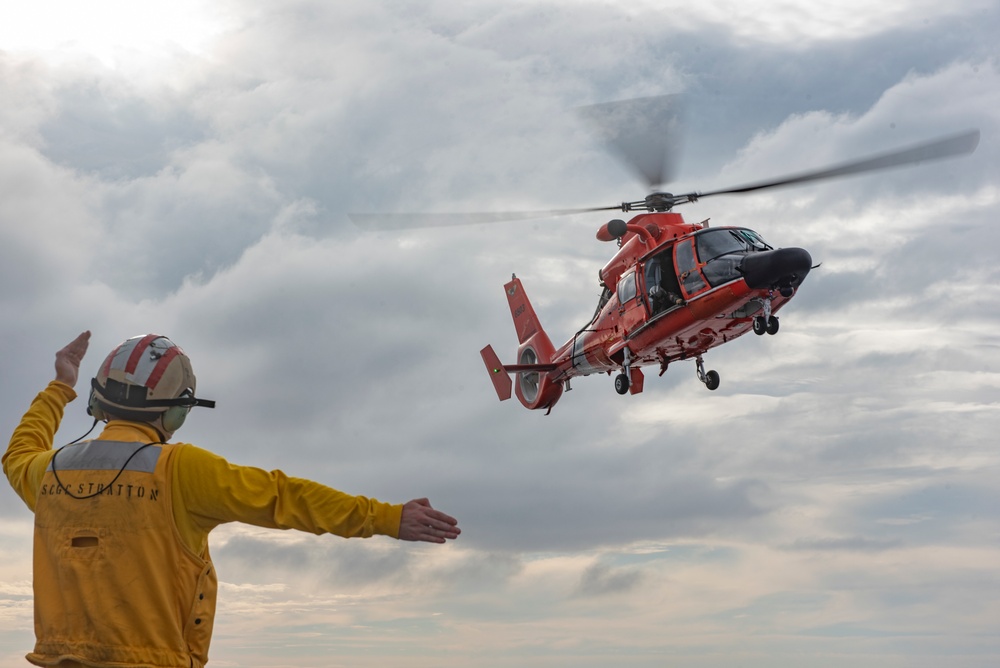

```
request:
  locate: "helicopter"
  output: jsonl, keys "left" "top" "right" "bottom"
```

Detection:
{"left": 351, "top": 97, "right": 980, "bottom": 413}
{"left": 477, "top": 101, "right": 978, "bottom": 412}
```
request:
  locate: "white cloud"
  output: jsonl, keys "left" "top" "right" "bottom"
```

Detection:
{"left": 0, "top": 0, "right": 233, "bottom": 66}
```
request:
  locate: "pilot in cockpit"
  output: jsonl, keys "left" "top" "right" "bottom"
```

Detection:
{"left": 646, "top": 258, "right": 684, "bottom": 315}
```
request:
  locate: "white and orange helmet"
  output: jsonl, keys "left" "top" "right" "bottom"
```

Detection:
{"left": 88, "top": 334, "right": 214, "bottom": 433}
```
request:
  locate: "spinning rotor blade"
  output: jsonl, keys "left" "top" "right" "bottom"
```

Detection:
{"left": 576, "top": 94, "right": 686, "bottom": 188}
{"left": 350, "top": 95, "right": 687, "bottom": 230}
{"left": 694, "top": 129, "right": 980, "bottom": 199}
{"left": 351, "top": 95, "right": 979, "bottom": 228}
{"left": 349, "top": 205, "right": 622, "bottom": 230}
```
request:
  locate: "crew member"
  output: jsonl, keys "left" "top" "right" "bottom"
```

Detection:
{"left": 3, "top": 331, "right": 460, "bottom": 668}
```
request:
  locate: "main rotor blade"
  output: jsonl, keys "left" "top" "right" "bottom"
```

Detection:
{"left": 349, "top": 205, "right": 622, "bottom": 230}
{"left": 696, "top": 129, "right": 980, "bottom": 199}
{"left": 576, "top": 94, "right": 686, "bottom": 189}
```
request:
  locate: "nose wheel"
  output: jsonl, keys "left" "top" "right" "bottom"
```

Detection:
{"left": 696, "top": 356, "right": 720, "bottom": 391}
{"left": 752, "top": 296, "right": 780, "bottom": 336}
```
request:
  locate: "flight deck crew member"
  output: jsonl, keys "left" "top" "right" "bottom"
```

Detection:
{"left": 3, "top": 331, "right": 460, "bottom": 668}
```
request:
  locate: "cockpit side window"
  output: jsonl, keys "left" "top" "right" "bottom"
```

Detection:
{"left": 617, "top": 271, "right": 637, "bottom": 304}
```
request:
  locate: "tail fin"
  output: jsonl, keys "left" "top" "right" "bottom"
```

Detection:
{"left": 505, "top": 275, "right": 547, "bottom": 346}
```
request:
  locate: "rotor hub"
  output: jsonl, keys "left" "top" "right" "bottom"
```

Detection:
{"left": 622, "top": 192, "right": 681, "bottom": 213}
{"left": 645, "top": 192, "right": 676, "bottom": 212}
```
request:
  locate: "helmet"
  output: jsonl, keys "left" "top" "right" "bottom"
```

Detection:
{"left": 88, "top": 334, "right": 214, "bottom": 434}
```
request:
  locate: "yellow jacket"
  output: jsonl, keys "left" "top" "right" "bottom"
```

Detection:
{"left": 3, "top": 382, "right": 403, "bottom": 668}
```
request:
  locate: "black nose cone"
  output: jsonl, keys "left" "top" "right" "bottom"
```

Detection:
{"left": 740, "top": 248, "right": 812, "bottom": 290}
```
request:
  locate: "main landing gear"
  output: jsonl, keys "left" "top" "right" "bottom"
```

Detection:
{"left": 615, "top": 346, "right": 632, "bottom": 395}
{"left": 616, "top": 348, "right": 720, "bottom": 394}
{"left": 696, "top": 356, "right": 720, "bottom": 391}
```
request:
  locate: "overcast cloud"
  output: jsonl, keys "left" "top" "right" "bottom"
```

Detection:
{"left": 1, "top": 1, "right": 998, "bottom": 666}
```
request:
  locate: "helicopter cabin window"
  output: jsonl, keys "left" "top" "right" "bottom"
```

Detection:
{"left": 675, "top": 238, "right": 708, "bottom": 296}
{"left": 617, "top": 271, "right": 637, "bottom": 305}
{"left": 590, "top": 285, "right": 613, "bottom": 324}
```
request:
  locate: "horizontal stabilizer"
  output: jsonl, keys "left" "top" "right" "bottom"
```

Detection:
{"left": 480, "top": 345, "right": 512, "bottom": 401}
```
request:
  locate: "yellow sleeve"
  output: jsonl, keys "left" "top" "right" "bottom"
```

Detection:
{"left": 171, "top": 445, "right": 402, "bottom": 550}
{"left": 3, "top": 381, "right": 78, "bottom": 511}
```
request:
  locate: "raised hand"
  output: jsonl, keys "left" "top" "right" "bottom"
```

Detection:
{"left": 54, "top": 331, "right": 91, "bottom": 389}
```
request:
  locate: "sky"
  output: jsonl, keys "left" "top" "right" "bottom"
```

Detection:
{"left": 1, "top": 0, "right": 998, "bottom": 666}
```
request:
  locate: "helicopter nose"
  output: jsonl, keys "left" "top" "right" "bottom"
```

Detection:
{"left": 740, "top": 247, "right": 813, "bottom": 291}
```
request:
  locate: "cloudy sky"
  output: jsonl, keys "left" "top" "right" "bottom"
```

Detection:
{"left": 2, "top": 1, "right": 999, "bottom": 666}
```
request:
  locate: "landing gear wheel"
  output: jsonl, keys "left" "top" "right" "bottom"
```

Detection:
{"left": 705, "top": 370, "right": 720, "bottom": 391}
{"left": 766, "top": 315, "right": 779, "bottom": 335}
{"left": 695, "top": 356, "right": 719, "bottom": 391}
{"left": 753, "top": 316, "right": 767, "bottom": 336}
{"left": 614, "top": 373, "right": 630, "bottom": 395}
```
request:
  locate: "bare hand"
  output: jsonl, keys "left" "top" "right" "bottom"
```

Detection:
{"left": 398, "top": 498, "right": 460, "bottom": 543}
{"left": 54, "top": 331, "right": 91, "bottom": 388}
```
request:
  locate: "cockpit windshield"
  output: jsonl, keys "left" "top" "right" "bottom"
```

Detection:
{"left": 696, "top": 228, "right": 771, "bottom": 263}
{"left": 695, "top": 228, "right": 773, "bottom": 288}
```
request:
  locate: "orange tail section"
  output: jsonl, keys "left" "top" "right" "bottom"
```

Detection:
{"left": 480, "top": 275, "right": 564, "bottom": 412}
{"left": 505, "top": 275, "right": 545, "bottom": 345}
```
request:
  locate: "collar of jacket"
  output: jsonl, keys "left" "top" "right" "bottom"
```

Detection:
{"left": 98, "top": 420, "right": 166, "bottom": 443}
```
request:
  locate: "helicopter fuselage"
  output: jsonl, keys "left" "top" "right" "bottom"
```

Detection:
{"left": 482, "top": 211, "right": 812, "bottom": 411}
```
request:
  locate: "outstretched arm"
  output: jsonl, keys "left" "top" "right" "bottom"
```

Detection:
{"left": 398, "top": 498, "right": 461, "bottom": 543}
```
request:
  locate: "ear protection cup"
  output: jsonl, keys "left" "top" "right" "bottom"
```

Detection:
{"left": 160, "top": 404, "right": 190, "bottom": 434}
{"left": 160, "top": 388, "right": 194, "bottom": 433}
{"left": 87, "top": 389, "right": 107, "bottom": 422}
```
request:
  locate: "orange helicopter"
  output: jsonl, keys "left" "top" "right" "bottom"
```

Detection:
{"left": 480, "top": 211, "right": 812, "bottom": 412}
{"left": 352, "top": 97, "right": 979, "bottom": 413}
{"left": 473, "top": 100, "right": 979, "bottom": 412}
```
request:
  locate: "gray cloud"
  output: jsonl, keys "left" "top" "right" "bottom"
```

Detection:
{"left": 2, "top": 1, "right": 1000, "bottom": 665}
{"left": 574, "top": 561, "right": 645, "bottom": 598}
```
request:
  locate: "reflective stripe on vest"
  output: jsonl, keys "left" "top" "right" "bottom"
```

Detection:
{"left": 48, "top": 440, "right": 161, "bottom": 473}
